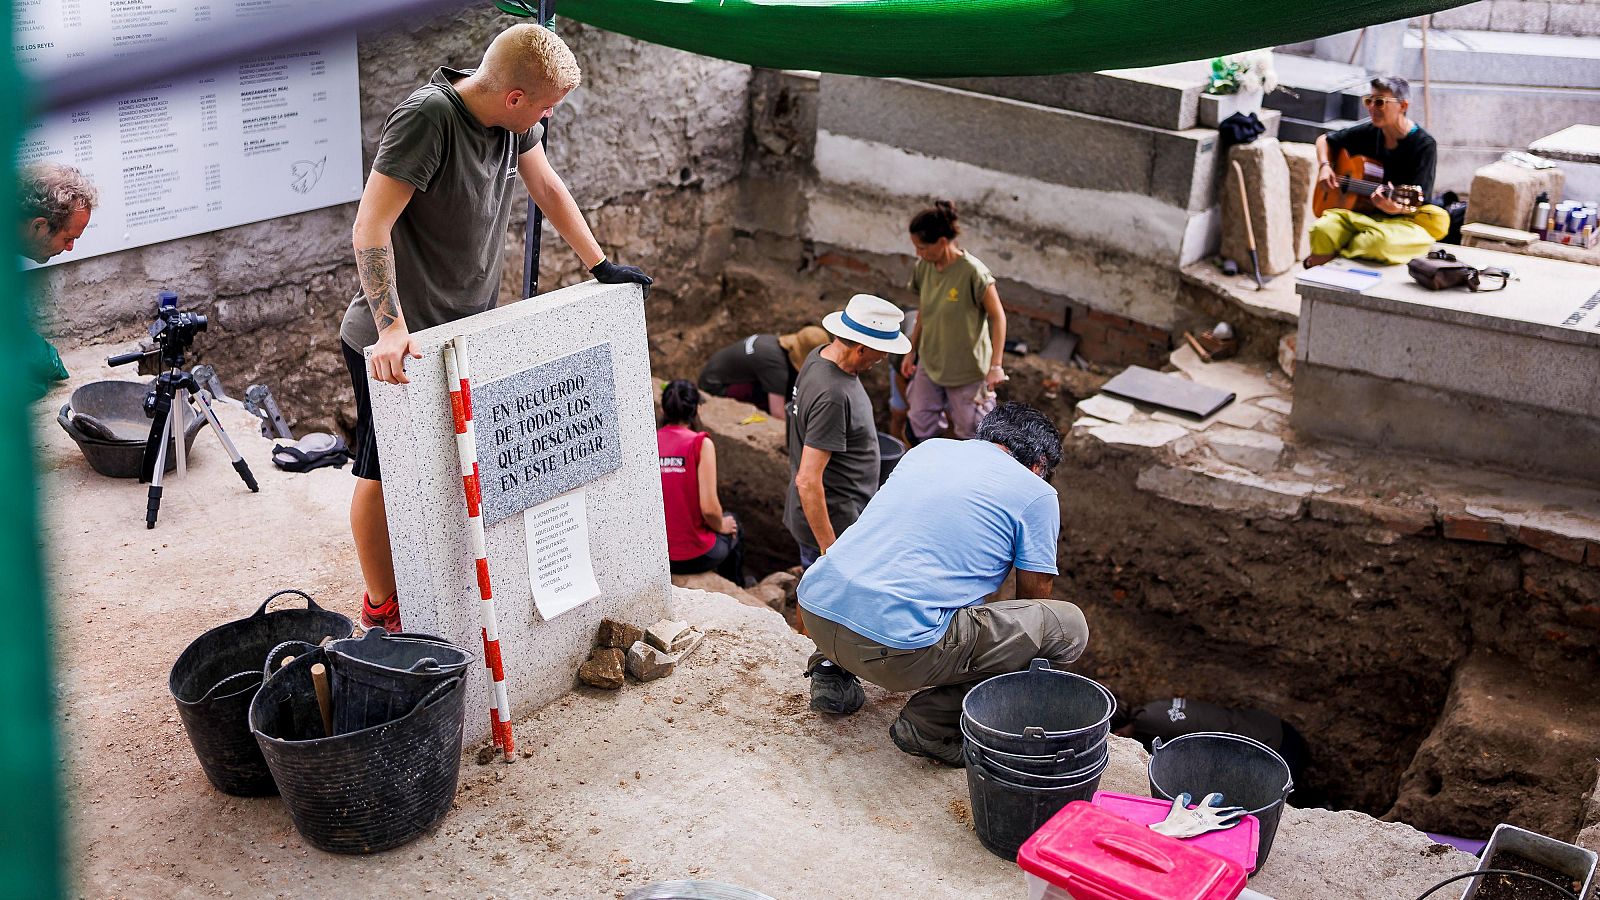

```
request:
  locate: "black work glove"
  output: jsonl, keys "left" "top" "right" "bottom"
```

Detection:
{"left": 590, "top": 258, "right": 653, "bottom": 289}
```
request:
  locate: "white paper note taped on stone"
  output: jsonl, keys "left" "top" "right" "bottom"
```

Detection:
{"left": 524, "top": 490, "right": 601, "bottom": 621}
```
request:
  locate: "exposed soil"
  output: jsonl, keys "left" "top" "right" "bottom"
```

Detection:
{"left": 1473, "top": 851, "right": 1584, "bottom": 900}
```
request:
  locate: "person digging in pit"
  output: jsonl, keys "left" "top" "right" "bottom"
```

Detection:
{"left": 697, "top": 326, "right": 830, "bottom": 421}
{"left": 341, "top": 24, "right": 652, "bottom": 632}
{"left": 798, "top": 401, "right": 1088, "bottom": 766}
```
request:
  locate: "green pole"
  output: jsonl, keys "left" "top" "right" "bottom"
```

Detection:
{"left": 0, "top": 3, "right": 64, "bottom": 897}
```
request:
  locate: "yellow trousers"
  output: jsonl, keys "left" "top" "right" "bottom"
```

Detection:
{"left": 1308, "top": 205, "right": 1451, "bottom": 265}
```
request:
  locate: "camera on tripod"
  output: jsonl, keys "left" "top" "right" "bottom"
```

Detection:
{"left": 107, "top": 290, "right": 208, "bottom": 373}
{"left": 104, "top": 290, "right": 257, "bottom": 529}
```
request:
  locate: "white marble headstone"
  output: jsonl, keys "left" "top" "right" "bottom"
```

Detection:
{"left": 368, "top": 281, "right": 671, "bottom": 743}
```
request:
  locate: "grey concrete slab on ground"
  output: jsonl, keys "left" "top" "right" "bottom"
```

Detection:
{"left": 932, "top": 59, "right": 1212, "bottom": 131}
{"left": 368, "top": 280, "right": 671, "bottom": 745}
{"left": 817, "top": 74, "right": 1220, "bottom": 211}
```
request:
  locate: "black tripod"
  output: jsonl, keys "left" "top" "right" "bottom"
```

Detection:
{"left": 108, "top": 291, "right": 259, "bottom": 528}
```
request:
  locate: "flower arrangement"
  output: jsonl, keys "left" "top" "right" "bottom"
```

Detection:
{"left": 1206, "top": 50, "right": 1279, "bottom": 96}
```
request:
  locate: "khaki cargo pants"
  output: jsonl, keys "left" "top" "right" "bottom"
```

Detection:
{"left": 801, "top": 599, "right": 1089, "bottom": 742}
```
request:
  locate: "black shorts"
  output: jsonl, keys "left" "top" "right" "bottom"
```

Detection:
{"left": 341, "top": 340, "right": 381, "bottom": 481}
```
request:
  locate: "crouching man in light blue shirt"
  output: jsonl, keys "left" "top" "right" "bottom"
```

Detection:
{"left": 798, "top": 402, "right": 1089, "bottom": 767}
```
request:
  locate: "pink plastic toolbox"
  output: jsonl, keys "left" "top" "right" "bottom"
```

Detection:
{"left": 1091, "top": 790, "right": 1260, "bottom": 874}
{"left": 1017, "top": 801, "right": 1247, "bottom": 900}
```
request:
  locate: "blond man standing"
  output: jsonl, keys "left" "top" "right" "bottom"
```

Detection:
{"left": 341, "top": 24, "right": 652, "bottom": 631}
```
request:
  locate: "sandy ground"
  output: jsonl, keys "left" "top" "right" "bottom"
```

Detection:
{"left": 43, "top": 347, "right": 1479, "bottom": 899}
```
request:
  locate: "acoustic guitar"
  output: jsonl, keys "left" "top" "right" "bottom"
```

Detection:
{"left": 1312, "top": 149, "right": 1425, "bottom": 217}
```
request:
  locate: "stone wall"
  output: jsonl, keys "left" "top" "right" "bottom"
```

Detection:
{"left": 1426, "top": 0, "right": 1600, "bottom": 36}
{"left": 35, "top": 11, "right": 752, "bottom": 436}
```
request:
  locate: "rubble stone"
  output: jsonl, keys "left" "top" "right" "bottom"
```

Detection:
{"left": 1206, "top": 426, "right": 1284, "bottom": 473}
{"left": 577, "top": 648, "right": 626, "bottom": 690}
{"left": 1281, "top": 140, "right": 1318, "bottom": 261}
{"left": 1465, "top": 160, "right": 1565, "bottom": 230}
{"left": 646, "top": 620, "right": 702, "bottom": 654}
{"left": 597, "top": 618, "right": 644, "bottom": 650}
{"left": 1222, "top": 139, "right": 1296, "bottom": 277}
{"left": 626, "top": 641, "right": 676, "bottom": 682}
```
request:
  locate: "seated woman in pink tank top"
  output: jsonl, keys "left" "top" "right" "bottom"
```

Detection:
{"left": 656, "top": 380, "right": 746, "bottom": 586}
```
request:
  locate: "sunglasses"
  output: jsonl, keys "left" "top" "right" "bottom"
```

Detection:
{"left": 1361, "top": 95, "right": 1402, "bottom": 107}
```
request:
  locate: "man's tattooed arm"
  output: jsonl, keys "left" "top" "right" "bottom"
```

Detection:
{"left": 356, "top": 245, "right": 403, "bottom": 332}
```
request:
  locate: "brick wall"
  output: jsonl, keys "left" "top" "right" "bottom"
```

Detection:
{"left": 1423, "top": 0, "right": 1600, "bottom": 37}
{"left": 1068, "top": 307, "right": 1173, "bottom": 369}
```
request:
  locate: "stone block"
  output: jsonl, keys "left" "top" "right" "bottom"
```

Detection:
{"left": 1549, "top": 3, "right": 1600, "bottom": 35}
{"left": 626, "top": 641, "right": 675, "bottom": 682}
{"left": 368, "top": 281, "right": 672, "bottom": 745}
{"left": 1430, "top": 1, "right": 1492, "bottom": 29}
{"left": 646, "top": 619, "right": 698, "bottom": 654}
{"left": 1221, "top": 140, "right": 1296, "bottom": 277}
{"left": 578, "top": 648, "right": 626, "bottom": 690}
{"left": 1399, "top": 31, "right": 1600, "bottom": 90}
{"left": 1489, "top": 0, "right": 1552, "bottom": 32}
{"left": 598, "top": 618, "right": 644, "bottom": 650}
{"left": 1135, "top": 464, "right": 1310, "bottom": 519}
{"left": 1206, "top": 427, "right": 1284, "bottom": 473}
{"left": 1281, "top": 141, "right": 1318, "bottom": 261}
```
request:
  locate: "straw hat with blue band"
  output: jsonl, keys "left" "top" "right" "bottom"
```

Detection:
{"left": 822, "top": 294, "right": 912, "bottom": 355}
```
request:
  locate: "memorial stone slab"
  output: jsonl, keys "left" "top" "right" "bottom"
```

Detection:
{"left": 367, "top": 281, "right": 671, "bottom": 744}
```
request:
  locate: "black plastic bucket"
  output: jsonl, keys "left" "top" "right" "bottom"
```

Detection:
{"left": 169, "top": 590, "right": 353, "bottom": 795}
{"left": 960, "top": 717, "right": 1110, "bottom": 775}
{"left": 249, "top": 647, "right": 467, "bottom": 854}
{"left": 962, "top": 739, "right": 1108, "bottom": 786}
{"left": 877, "top": 432, "right": 906, "bottom": 485}
{"left": 960, "top": 658, "right": 1116, "bottom": 757}
{"left": 1147, "top": 731, "right": 1294, "bottom": 868}
{"left": 966, "top": 750, "right": 1109, "bottom": 860}
{"left": 324, "top": 630, "right": 471, "bottom": 734}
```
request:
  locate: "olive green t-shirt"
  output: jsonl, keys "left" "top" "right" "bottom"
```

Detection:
{"left": 339, "top": 67, "right": 544, "bottom": 351}
{"left": 909, "top": 252, "right": 996, "bottom": 387}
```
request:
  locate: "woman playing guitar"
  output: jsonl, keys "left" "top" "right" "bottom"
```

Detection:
{"left": 1305, "top": 76, "right": 1450, "bottom": 268}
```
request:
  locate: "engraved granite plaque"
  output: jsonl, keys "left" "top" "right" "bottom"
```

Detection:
{"left": 472, "top": 342, "right": 622, "bottom": 525}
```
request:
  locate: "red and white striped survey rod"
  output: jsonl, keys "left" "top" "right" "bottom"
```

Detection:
{"left": 443, "top": 336, "right": 515, "bottom": 760}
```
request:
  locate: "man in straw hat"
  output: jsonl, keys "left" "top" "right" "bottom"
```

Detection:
{"left": 697, "top": 325, "right": 830, "bottom": 421}
{"left": 787, "top": 295, "right": 903, "bottom": 712}
{"left": 799, "top": 401, "right": 1087, "bottom": 767}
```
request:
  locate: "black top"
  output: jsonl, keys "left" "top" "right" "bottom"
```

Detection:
{"left": 698, "top": 333, "right": 794, "bottom": 399}
{"left": 1326, "top": 121, "right": 1437, "bottom": 202}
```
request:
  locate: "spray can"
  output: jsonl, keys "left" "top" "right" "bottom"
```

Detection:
{"left": 1532, "top": 193, "right": 1551, "bottom": 240}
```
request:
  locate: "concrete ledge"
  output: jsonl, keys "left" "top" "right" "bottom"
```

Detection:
{"left": 932, "top": 60, "right": 1212, "bottom": 131}
{"left": 1291, "top": 364, "right": 1600, "bottom": 486}
{"left": 818, "top": 74, "right": 1220, "bottom": 212}
{"left": 1400, "top": 28, "right": 1600, "bottom": 89}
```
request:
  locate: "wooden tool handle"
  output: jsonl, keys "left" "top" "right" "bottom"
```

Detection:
{"left": 310, "top": 663, "right": 333, "bottom": 737}
{"left": 1231, "top": 160, "right": 1257, "bottom": 252}
{"left": 279, "top": 655, "right": 295, "bottom": 668}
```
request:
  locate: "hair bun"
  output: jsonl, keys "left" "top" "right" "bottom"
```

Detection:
{"left": 934, "top": 199, "right": 958, "bottom": 221}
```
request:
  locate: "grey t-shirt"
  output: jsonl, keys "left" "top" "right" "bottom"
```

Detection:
{"left": 698, "top": 333, "right": 792, "bottom": 398}
{"left": 784, "top": 346, "right": 880, "bottom": 550}
{"left": 339, "top": 67, "right": 544, "bottom": 351}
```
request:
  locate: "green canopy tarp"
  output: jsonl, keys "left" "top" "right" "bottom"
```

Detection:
{"left": 501, "top": 0, "right": 1465, "bottom": 77}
